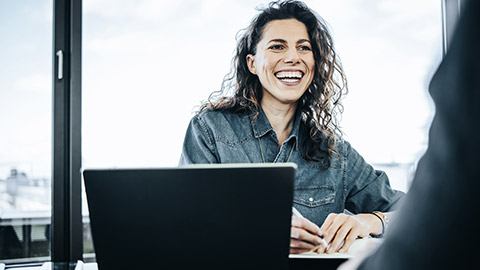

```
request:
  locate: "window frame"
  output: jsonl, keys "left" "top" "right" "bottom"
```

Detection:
{"left": 51, "top": 0, "right": 83, "bottom": 267}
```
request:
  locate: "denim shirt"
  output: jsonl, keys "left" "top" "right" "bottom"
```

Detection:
{"left": 179, "top": 108, "right": 404, "bottom": 226}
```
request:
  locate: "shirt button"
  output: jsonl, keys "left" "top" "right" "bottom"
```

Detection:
{"left": 309, "top": 197, "right": 314, "bottom": 202}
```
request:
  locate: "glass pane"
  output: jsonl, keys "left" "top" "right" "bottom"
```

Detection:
{"left": 306, "top": 1, "right": 442, "bottom": 192}
{"left": 82, "top": 0, "right": 441, "bottom": 256}
{"left": 0, "top": 0, "right": 53, "bottom": 262}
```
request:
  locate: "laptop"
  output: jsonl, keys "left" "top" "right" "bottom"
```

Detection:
{"left": 83, "top": 163, "right": 296, "bottom": 270}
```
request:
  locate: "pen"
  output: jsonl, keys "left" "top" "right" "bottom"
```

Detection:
{"left": 291, "top": 207, "right": 329, "bottom": 248}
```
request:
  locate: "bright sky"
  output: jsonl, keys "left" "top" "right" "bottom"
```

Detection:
{"left": 0, "top": 0, "right": 442, "bottom": 180}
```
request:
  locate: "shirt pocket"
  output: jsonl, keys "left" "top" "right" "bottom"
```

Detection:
{"left": 293, "top": 186, "right": 335, "bottom": 208}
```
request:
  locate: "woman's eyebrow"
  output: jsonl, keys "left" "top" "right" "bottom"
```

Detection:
{"left": 267, "top": 38, "right": 311, "bottom": 44}
{"left": 267, "top": 38, "right": 287, "bottom": 44}
{"left": 297, "top": 39, "right": 311, "bottom": 44}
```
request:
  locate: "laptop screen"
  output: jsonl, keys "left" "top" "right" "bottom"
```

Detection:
{"left": 83, "top": 163, "right": 296, "bottom": 270}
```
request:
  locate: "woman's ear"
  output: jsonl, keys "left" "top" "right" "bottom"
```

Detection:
{"left": 246, "top": 54, "right": 257, "bottom": 74}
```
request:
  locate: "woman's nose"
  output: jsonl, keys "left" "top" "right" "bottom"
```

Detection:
{"left": 284, "top": 48, "right": 301, "bottom": 64}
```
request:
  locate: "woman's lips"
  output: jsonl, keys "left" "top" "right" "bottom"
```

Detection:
{"left": 278, "top": 77, "right": 302, "bottom": 86}
{"left": 275, "top": 70, "right": 304, "bottom": 86}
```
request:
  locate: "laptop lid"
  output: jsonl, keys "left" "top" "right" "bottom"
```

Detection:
{"left": 83, "top": 163, "right": 296, "bottom": 270}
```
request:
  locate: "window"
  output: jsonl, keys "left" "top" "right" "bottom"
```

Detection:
{"left": 0, "top": 0, "right": 53, "bottom": 263}
{"left": 306, "top": 1, "right": 442, "bottom": 191}
{"left": 1, "top": 0, "right": 82, "bottom": 266}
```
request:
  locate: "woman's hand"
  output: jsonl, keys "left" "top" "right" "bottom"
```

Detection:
{"left": 290, "top": 215, "right": 326, "bottom": 254}
{"left": 318, "top": 213, "right": 382, "bottom": 254}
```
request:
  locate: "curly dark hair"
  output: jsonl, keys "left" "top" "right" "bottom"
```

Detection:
{"left": 200, "top": 0, "right": 348, "bottom": 168}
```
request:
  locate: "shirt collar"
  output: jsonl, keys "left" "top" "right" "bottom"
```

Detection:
{"left": 250, "top": 106, "right": 302, "bottom": 150}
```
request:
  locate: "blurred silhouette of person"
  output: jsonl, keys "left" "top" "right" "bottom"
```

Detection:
{"left": 6, "top": 169, "right": 19, "bottom": 207}
{"left": 339, "top": 0, "right": 480, "bottom": 269}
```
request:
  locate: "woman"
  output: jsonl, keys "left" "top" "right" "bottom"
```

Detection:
{"left": 179, "top": 0, "right": 404, "bottom": 254}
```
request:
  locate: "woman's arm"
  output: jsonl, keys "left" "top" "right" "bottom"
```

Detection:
{"left": 342, "top": 141, "right": 405, "bottom": 214}
{"left": 179, "top": 114, "right": 219, "bottom": 165}
{"left": 314, "top": 140, "right": 403, "bottom": 254}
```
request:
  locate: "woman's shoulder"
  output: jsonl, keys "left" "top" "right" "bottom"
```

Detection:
{"left": 195, "top": 107, "right": 244, "bottom": 119}
{"left": 191, "top": 108, "right": 255, "bottom": 145}
{"left": 332, "top": 137, "right": 370, "bottom": 162}
{"left": 332, "top": 136, "right": 352, "bottom": 157}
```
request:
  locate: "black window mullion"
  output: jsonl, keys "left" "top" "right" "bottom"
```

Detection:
{"left": 70, "top": 0, "right": 83, "bottom": 262}
{"left": 52, "top": 0, "right": 82, "bottom": 267}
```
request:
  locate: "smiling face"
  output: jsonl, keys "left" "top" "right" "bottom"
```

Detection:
{"left": 246, "top": 19, "right": 315, "bottom": 107}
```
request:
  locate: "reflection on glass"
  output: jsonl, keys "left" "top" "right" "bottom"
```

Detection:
{"left": 0, "top": 0, "right": 53, "bottom": 262}
{"left": 82, "top": 0, "right": 441, "bottom": 256}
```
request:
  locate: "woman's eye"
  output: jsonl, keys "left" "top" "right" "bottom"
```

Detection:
{"left": 269, "top": 45, "right": 284, "bottom": 50}
{"left": 299, "top": 45, "right": 312, "bottom": 51}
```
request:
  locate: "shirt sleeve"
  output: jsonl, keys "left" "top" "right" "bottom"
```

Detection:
{"left": 178, "top": 114, "right": 219, "bottom": 165}
{"left": 342, "top": 141, "right": 405, "bottom": 214}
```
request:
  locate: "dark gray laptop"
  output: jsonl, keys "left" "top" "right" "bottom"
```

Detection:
{"left": 83, "top": 163, "right": 296, "bottom": 270}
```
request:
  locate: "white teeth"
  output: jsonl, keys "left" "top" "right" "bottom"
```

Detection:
{"left": 275, "top": 71, "right": 303, "bottom": 80}
{"left": 282, "top": 78, "right": 299, "bottom": 83}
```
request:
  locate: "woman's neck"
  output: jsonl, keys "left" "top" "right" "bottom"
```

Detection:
{"left": 261, "top": 100, "right": 297, "bottom": 146}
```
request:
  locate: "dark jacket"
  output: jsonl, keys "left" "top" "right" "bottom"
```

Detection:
{"left": 358, "top": 1, "right": 480, "bottom": 269}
